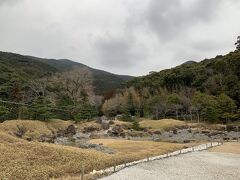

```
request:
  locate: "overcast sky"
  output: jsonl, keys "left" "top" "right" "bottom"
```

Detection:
{"left": 0, "top": 0, "right": 240, "bottom": 76}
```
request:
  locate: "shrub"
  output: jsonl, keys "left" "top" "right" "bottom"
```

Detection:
{"left": 131, "top": 120, "right": 142, "bottom": 131}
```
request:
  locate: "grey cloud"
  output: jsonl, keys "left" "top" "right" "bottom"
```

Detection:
{"left": 0, "top": 0, "right": 21, "bottom": 6}
{"left": 95, "top": 35, "right": 143, "bottom": 68}
{"left": 145, "top": 0, "right": 221, "bottom": 41}
{"left": 192, "top": 41, "right": 225, "bottom": 52}
{"left": 0, "top": 0, "right": 239, "bottom": 76}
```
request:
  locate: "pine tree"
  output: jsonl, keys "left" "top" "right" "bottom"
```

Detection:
{"left": 0, "top": 105, "right": 9, "bottom": 121}
{"left": 235, "top": 36, "right": 240, "bottom": 51}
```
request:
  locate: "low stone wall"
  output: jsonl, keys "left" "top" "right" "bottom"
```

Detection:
{"left": 90, "top": 142, "right": 223, "bottom": 176}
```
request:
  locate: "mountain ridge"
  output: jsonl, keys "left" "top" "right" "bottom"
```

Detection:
{"left": 0, "top": 51, "right": 134, "bottom": 95}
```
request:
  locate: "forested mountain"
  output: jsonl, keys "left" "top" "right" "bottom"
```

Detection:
{"left": 127, "top": 51, "right": 240, "bottom": 104}
{"left": 0, "top": 51, "right": 133, "bottom": 95}
{"left": 32, "top": 57, "right": 133, "bottom": 95}
{"left": 103, "top": 50, "right": 240, "bottom": 123}
{"left": 0, "top": 51, "right": 133, "bottom": 121}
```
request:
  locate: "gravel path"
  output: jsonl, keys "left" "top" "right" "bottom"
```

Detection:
{"left": 100, "top": 152, "right": 240, "bottom": 180}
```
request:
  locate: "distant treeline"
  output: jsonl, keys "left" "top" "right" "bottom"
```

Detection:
{"left": 1, "top": 39, "right": 240, "bottom": 123}
{"left": 103, "top": 50, "right": 240, "bottom": 123}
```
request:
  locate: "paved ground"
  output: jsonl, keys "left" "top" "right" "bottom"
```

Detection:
{"left": 100, "top": 151, "right": 240, "bottom": 180}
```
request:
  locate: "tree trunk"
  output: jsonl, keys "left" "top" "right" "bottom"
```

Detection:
{"left": 190, "top": 110, "right": 193, "bottom": 122}
{"left": 175, "top": 109, "right": 178, "bottom": 120}
{"left": 18, "top": 106, "right": 22, "bottom": 120}
{"left": 196, "top": 110, "right": 200, "bottom": 123}
{"left": 140, "top": 107, "right": 144, "bottom": 117}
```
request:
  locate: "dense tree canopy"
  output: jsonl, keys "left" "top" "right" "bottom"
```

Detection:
{"left": 102, "top": 51, "right": 240, "bottom": 123}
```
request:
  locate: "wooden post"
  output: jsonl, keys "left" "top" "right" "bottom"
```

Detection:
{"left": 113, "top": 165, "right": 116, "bottom": 172}
{"left": 192, "top": 147, "right": 194, "bottom": 152}
{"left": 81, "top": 165, "right": 84, "bottom": 180}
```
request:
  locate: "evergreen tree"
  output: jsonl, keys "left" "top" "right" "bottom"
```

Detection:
{"left": 74, "top": 103, "right": 97, "bottom": 122}
{"left": 235, "top": 36, "right": 240, "bottom": 51}
{"left": 167, "top": 93, "right": 182, "bottom": 120}
{"left": 146, "top": 95, "right": 167, "bottom": 119}
{"left": 0, "top": 105, "right": 9, "bottom": 121}
{"left": 131, "top": 120, "right": 142, "bottom": 131}
{"left": 202, "top": 104, "right": 218, "bottom": 123}
{"left": 31, "top": 96, "right": 53, "bottom": 121}
{"left": 217, "top": 94, "right": 237, "bottom": 122}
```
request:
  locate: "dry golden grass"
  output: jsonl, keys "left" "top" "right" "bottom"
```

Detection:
{"left": 0, "top": 119, "right": 73, "bottom": 141}
{"left": 76, "top": 121, "right": 101, "bottom": 131}
{"left": 0, "top": 119, "right": 197, "bottom": 179}
{"left": 0, "top": 137, "right": 113, "bottom": 180}
{"left": 187, "top": 122, "right": 226, "bottom": 130}
{"left": 90, "top": 139, "right": 191, "bottom": 161}
{"left": 140, "top": 119, "right": 186, "bottom": 131}
{"left": 208, "top": 142, "right": 240, "bottom": 154}
{"left": 0, "top": 134, "right": 191, "bottom": 180}
{"left": 0, "top": 131, "right": 23, "bottom": 143}
{"left": 113, "top": 120, "right": 131, "bottom": 126}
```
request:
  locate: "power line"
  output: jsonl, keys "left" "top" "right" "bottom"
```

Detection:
{"left": 0, "top": 99, "right": 72, "bottom": 112}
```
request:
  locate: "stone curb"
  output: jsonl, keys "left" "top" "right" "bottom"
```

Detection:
{"left": 90, "top": 142, "right": 223, "bottom": 176}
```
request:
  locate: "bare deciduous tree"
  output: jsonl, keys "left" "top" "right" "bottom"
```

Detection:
{"left": 50, "top": 68, "right": 95, "bottom": 105}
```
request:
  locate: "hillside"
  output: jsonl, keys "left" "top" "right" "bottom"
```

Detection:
{"left": 127, "top": 51, "right": 240, "bottom": 105}
{"left": 102, "top": 51, "right": 240, "bottom": 122}
{"left": 37, "top": 58, "right": 133, "bottom": 95}
{"left": 0, "top": 52, "right": 58, "bottom": 100}
{"left": 0, "top": 52, "right": 57, "bottom": 79}
{"left": 0, "top": 51, "right": 133, "bottom": 96}
{"left": 0, "top": 51, "right": 133, "bottom": 120}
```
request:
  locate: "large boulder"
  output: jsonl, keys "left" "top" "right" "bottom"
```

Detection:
{"left": 108, "top": 125, "right": 125, "bottom": 137}
{"left": 153, "top": 130, "right": 162, "bottom": 135}
{"left": 65, "top": 124, "right": 77, "bottom": 136}
{"left": 226, "top": 125, "right": 239, "bottom": 132}
{"left": 89, "top": 132, "right": 101, "bottom": 139}
{"left": 57, "top": 124, "right": 77, "bottom": 137}
{"left": 115, "top": 114, "right": 123, "bottom": 120}
{"left": 173, "top": 128, "right": 178, "bottom": 134}
{"left": 183, "top": 140, "right": 191, "bottom": 143}
{"left": 101, "top": 120, "right": 110, "bottom": 130}
{"left": 83, "top": 126, "right": 100, "bottom": 133}
{"left": 39, "top": 134, "right": 56, "bottom": 143}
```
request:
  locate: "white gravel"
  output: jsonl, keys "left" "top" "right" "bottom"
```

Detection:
{"left": 100, "top": 152, "right": 240, "bottom": 180}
